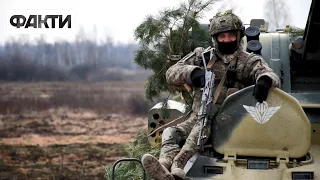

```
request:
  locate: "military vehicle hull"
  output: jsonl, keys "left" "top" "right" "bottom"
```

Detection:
{"left": 184, "top": 86, "right": 320, "bottom": 180}
{"left": 186, "top": 150, "right": 320, "bottom": 180}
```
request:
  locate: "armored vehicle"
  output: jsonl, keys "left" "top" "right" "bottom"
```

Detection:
{"left": 112, "top": 0, "right": 320, "bottom": 179}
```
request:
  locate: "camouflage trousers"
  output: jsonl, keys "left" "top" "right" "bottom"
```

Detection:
{"left": 159, "top": 112, "right": 197, "bottom": 166}
{"left": 159, "top": 105, "right": 220, "bottom": 169}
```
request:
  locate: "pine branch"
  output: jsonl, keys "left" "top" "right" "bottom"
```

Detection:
{"left": 133, "top": 0, "right": 220, "bottom": 101}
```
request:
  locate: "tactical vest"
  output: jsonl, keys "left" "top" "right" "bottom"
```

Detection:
{"left": 211, "top": 55, "right": 235, "bottom": 103}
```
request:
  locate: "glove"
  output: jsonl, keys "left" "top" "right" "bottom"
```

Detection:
{"left": 253, "top": 76, "right": 272, "bottom": 103}
{"left": 190, "top": 69, "right": 205, "bottom": 88}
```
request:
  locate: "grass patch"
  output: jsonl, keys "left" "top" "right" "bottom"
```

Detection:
{"left": 0, "top": 143, "right": 127, "bottom": 179}
{"left": 105, "top": 131, "right": 161, "bottom": 180}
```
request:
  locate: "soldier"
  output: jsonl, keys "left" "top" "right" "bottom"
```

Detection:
{"left": 141, "top": 10, "right": 281, "bottom": 180}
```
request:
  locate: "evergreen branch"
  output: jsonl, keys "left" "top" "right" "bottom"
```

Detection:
{"left": 133, "top": 0, "right": 221, "bottom": 100}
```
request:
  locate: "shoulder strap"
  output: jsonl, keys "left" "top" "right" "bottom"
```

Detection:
{"left": 207, "top": 56, "right": 216, "bottom": 69}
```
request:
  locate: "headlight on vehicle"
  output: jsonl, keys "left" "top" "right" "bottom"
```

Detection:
{"left": 292, "top": 171, "right": 314, "bottom": 180}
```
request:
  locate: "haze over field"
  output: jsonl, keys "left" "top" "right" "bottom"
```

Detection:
{"left": 0, "top": 0, "right": 312, "bottom": 83}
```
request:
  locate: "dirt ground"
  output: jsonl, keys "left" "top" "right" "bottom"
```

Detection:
{"left": 0, "top": 82, "right": 150, "bottom": 179}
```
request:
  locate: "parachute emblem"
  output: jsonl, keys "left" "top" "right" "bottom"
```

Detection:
{"left": 243, "top": 101, "right": 281, "bottom": 124}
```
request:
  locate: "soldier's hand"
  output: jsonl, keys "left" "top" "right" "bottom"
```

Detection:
{"left": 254, "top": 76, "right": 272, "bottom": 103}
{"left": 191, "top": 69, "right": 205, "bottom": 88}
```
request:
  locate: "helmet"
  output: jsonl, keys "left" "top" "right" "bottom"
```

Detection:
{"left": 209, "top": 10, "right": 244, "bottom": 38}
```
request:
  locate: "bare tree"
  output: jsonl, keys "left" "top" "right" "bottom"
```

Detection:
{"left": 75, "top": 26, "right": 87, "bottom": 64}
{"left": 36, "top": 35, "right": 47, "bottom": 65}
{"left": 264, "top": 0, "right": 292, "bottom": 31}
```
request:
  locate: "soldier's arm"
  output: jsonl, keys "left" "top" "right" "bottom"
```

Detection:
{"left": 166, "top": 59, "right": 200, "bottom": 86}
{"left": 242, "top": 54, "right": 281, "bottom": 88}
{"left": 166, "top": 49, "right": 204, "bottom": 86}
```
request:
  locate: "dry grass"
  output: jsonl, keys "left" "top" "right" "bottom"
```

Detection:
{"left": 0, "top": 81, "right": 161, "bottom": 179}
{"left": 0, "top": 81, "right": 153, "bottom": 115}
{"left": 0, "top": 143, "right": 127, "bottom": 179}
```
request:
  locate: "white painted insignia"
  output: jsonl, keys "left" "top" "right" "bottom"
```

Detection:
{"left": 243, "top": 101, "right": 281, "bottom": 124}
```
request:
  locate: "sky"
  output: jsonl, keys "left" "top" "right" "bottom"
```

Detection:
{"left": 0, "top": 0, "right": 312, "bottom": 45}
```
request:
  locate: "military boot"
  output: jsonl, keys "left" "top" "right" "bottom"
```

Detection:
{"left": 158, "top": 157, "right": 172, "bottom": 170}
{"left": 141, "top": 154, "right": 174, "bottom": 180}
{"left": 170, "top": 151, "right": 193, "bottom": 180}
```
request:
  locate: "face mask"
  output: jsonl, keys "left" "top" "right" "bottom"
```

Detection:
{"left": 217, "top": 40, "right": 238, "bottom": 54}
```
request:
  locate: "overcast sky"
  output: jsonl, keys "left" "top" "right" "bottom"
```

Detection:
{"left": 0, "top": 0, "right": 312, "bottom": 44}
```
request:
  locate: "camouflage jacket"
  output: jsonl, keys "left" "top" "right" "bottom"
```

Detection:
{"left": 166, "top": 45, "right": 281, "bottom": 113}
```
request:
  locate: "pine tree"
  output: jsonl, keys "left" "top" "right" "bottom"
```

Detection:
{"left": 133, "top": 0, "right": 220, "bottom": 101}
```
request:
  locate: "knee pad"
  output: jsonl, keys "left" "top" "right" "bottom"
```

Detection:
{"left": 161, "top": 127, "right": 183, "bottom": 146}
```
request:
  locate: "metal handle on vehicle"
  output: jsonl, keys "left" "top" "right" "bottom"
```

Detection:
{"left": 111, "top": 158, "right": 146, "bottom": 180}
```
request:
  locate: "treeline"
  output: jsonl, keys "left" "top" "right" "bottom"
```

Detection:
{"left": 0, "top": 34, "right": 148, "bottom": 82}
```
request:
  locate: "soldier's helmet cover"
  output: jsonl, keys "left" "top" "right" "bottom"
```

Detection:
{"left": 209, "top": 10, "right": 244, "bottom": 37}
{"left": 209, "top": 10, "right": 244, "bottom": 54}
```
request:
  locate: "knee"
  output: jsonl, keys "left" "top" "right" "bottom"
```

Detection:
{"left": 162, "top": 127, "right": 184, "bottom": 147}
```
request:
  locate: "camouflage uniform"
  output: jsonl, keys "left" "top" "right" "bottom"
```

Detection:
{"left": 142, "top": 10, "right": 280, "bottom": 180}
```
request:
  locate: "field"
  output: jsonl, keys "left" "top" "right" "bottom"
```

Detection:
{"left": 0, "top": 81, "right": 156, "bottom": 179}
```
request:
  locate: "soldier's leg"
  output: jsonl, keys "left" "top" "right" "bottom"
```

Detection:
{"left": 159, "top": 112, "right": 198, "bottom": 168}
{"left": 158, "top": 127, "right": 183, "bottom": 169}
{"left": 170, "top": 103, "right": 220, "bottom": 179}
{"left": 141, "top": 112, "right": 197, "bottom": 180}
{"left": 141, "top": 153, "right": 174, "bottom": 180}
{"left": 141, "top": 126, "right": 181, "bottom": 180}
{"left": 171, "top": 120, "right": 211, "bottom": 179}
